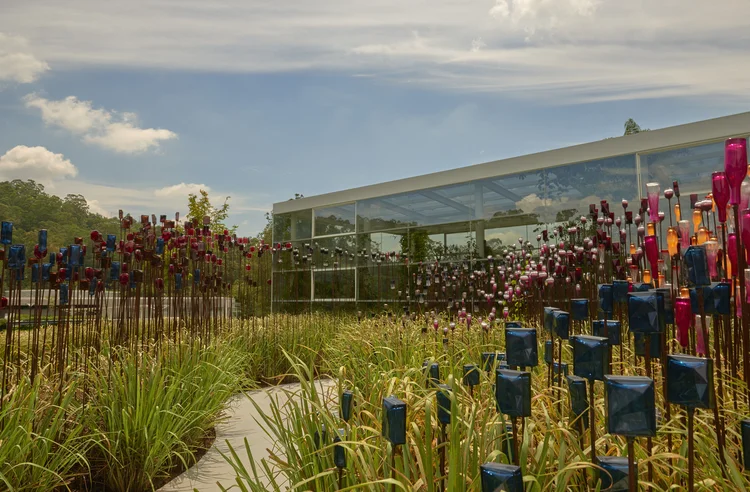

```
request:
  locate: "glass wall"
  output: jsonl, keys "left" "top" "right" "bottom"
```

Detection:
{"left": 314, "top": 203, "right": 356, "bottom": 236}
{"left": 273, "top": 209, "right": 312, "bottom": 242}
{"left": 273, "top": 137, "right": 749, "bottom": 306}
{"left": 640, "top": 141, "right": 724, "bottom": 198}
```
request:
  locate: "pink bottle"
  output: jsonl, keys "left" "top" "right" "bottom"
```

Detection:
{"left": 675, "top": 297, "right": 691, "bottom": 348}
{"left": 646, "top": 182, "right": 660, "bottom": 223}
{"left": 712, "top": 171, "right": 730, "bottom": 223}
{"left": 725, "top": 138, "right": 748, "bottom": 206}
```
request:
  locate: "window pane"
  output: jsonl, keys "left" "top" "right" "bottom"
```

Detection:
{"left": 357, "top": 183, "right": 478, "bottom": 232}
{"left": 309, "top": 235, "right": 356, "bottom": 268}
{"left": 273, "top": 270, "right": 311, "bottom": 302}
{"left": 423, "top": 224, "right": 475, "bottom": 262}
{"left": 357, "top": 264, "right": 408, "bottom": 301}
{"left": 314, "top": 203, "right": 355, "bottom": 236}
{"left": 638, "top": 141, "right": 750, "bottom": 230}
{"left": 482, "top": 223, "right": 536, "bottom": 257}
{"left": 273, "top": 210, "right": 312, "bottom": 242}
{"left": 357, "top": 232, "right": 405, "bottom": 263}
{"left": 357, "top": 154, "right": 638, "bottom": 234}
{"left": 521, "top": 154, "right": 638, "bottom": 223}
{"left": 313, "top": 269, "right": 355, "bottom": 300}
{"left": 273, "top": 239, "right": 307, "bottom": 272}
{"left": 638, "top": 140, "right": 747, "bottom": 212}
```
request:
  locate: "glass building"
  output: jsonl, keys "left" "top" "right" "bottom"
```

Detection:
{"left": 272, "top": 112, "right": 750, "bottom": 310}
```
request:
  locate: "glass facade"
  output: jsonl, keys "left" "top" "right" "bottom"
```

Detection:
{"left": 272, "top": 136, "right": 750, "bottom": 308}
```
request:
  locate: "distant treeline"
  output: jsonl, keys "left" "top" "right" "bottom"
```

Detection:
{"left": 0, "top": 179, "right": 120, "bottom": 251}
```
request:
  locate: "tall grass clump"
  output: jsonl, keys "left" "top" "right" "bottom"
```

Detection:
{"left": 86, "top": 341, "right": 247, "bottom": 491}
{"left": 219, "top": 317, "right": 750, "bottom": 491}
{"left": 227, "top": 314, "right": 349, "bottom": 384}
{"left": 0, "top": 376, "right": 89, "bottom": 490}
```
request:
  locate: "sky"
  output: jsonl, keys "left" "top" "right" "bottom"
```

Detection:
{"left": 1, "top": 0, "right": 749, "bottom": 236}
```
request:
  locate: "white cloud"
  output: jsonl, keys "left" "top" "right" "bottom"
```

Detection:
{"left": 85, "top": 199, "right": 110, "bottom": 216}
{"left": 83, "top": 122, "right": 178, "bottom": 154}
{"left": 24, "top": 94, "right": 178, "bottom": 153}
{"left": 0, "top": 33, "right": 49, "bottom": 84}
{"left": 51, "top": 179, "right": 271, "bottom": 233}
{"left": 2, "top": 1, "right": 750, "bottom": 103}
{"left": 486, "top": 229, "right": 524, "bottom": 246}
{"left": 470, "top": 38, "right": 486, "bottom": 53}
{"left": 515, "top": 192, "right": 612, "bottom": 224}
{"left": 0, "top": 145, "right": 78, "bottom": 184}
{"left": 515, "top": 193, "right": 563, "bottom": 223}
{"left": 490, "top": 0, "right": 600, "bottom": 35}
{"left": 24, "top": 95, "right": 110, "bottom": 134}
{"left": 154, "top": 182, "right": 210, "bottom": 197}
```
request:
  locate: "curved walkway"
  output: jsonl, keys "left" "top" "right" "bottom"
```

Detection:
{"left": 159, "top": 379, "right": 336, "bottom": 492}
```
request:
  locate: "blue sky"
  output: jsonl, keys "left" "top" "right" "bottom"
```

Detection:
{"left": 1, "top": 0, "right": 749, "bottom": 235}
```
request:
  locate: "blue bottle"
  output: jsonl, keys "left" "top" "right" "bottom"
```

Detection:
{"left": 60, "top": 283, "right": 69, "bottom": 305}
{"left": 599, "top": 456, "right": 634, "bottom": 491}
{"left": 38, "top": 229, "right": 48, "bottom": 252}
{"left": 599, "top": 284, "right": 614, "bottom": 314}
{"left": 480, "top": 462, "right": 523, "bottom": 492}
{"left": 571, "top": 335, "right": 608, "bottom": 381}
{"left": 666, "top": 355, "right": 714, "bottom": 409}
{"left": 684, "top": 245, "right": 710, "bottom": 286}
{"left": 463, "top": 364, "right": 480, "bottom": 386}
{"left": 8, "top": 245, "right": 25, "bottom": 270}
{"left": 505, "top": 328, "right": 538, "bottom": 367}
{"left": 571, "top": 298, "right": 589, "bottom": 321}
{"left": 604, "top": 375, "right": 656, "bottom": 437}
{"left": 567, "top": 375, "right": 589, "bottom": 429}
{"left": 627, "top": 292, "right": 661, "bottom": 333}
{"left": 106, "top": 234, "right": 117, "bottom": 252}
{"left": 382, "top": 395, "right": 407, "bottom": 445}
{"left": 436, "top": 384, "right": 451, "bottom": 425}
{"left": 341, "top": 390, "right": 354, "bottom": 422}
{"left": 1, "top": 221, "right": 12, "bottom": 245}
{"left": 110, "top": 262, "right": 121, "bottom": 281}
{"left": 495, "top": 369, "right": 531, "bottom": 418}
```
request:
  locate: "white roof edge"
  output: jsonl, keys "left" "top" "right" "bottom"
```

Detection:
{"left": 273, "top": 112, "right": 750, "bottom": 214}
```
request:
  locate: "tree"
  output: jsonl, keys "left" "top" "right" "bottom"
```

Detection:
{"left": 624, "top": 118, "right": 649, "bottom": 135}
{"left": 260, "top": 212, "right": 273, "bottom": 244}
{"left": 186, "top": 189, "right": 236, "bottom": 234}
{"left": 0, "top": 179, "right": 119, "bottom": 251}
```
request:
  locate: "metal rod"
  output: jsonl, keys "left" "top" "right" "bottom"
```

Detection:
{"left": 687, "top": 407, "right": 695, "bottom": 492}
{"left": 628, "top": 437, "right": 636, "bottom": 492}
{"left": 511, "top": 416, "right": 519, "bottom": 466}
{"left": 589, "top": 379, "right": 597, "bottom": 466}
{"left": 391, "top": 446, "right": 396, "bottom": 492}
{"left": 440, "top": 424, "right": 446, "bottom": 492}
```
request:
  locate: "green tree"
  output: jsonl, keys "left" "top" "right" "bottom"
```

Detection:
{"left": 0, "top": 179, "right": 119, "bottom": 251}
{"left": 624, "top": 118, "right": 650, "bottom": 135}
{"left": 259, "top": 212, "right": 273, "bottom": 244}
{"left": 186, "top": 189, "right": 236, "bottom": 235}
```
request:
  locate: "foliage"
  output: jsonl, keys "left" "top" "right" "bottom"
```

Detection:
{"left": 186, "top": 188, "right": 236, "bottom": 235}
{"left": 0, "top": 179, "right": 120, "bottom": 251}
{"left": 624, "top": 118, "right": 650, "bottom": 135}
{"left": 86, "top": 342, "right": 246, "bottom": 490}
{"left": 0, "top": 376, "right": 90, "bottom": 490}
{"left": 219, "top": 316, "right": 750, "bottom": 492}
{"left": 260, "top": 212, "right": 273, "bottom": 244}
{"left": 2, "top": 311, "right": 749, "bottom": 491}
{"left": 401, "top": 230, "right": 430, "bottom": 262}
{"left": 0, "top": 314, "right": 342, "bottom": 491}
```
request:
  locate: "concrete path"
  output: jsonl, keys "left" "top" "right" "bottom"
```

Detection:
{"left": 159, "top": 379, "right": 336, "bottom": 492}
